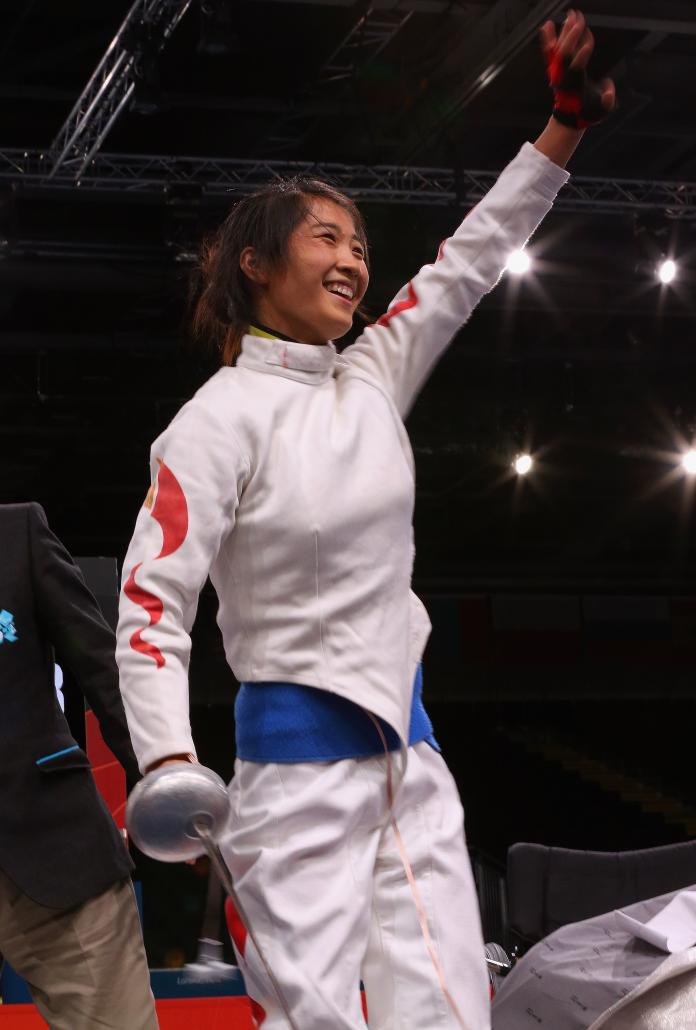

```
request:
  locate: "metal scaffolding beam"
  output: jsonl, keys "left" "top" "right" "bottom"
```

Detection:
{"left": 319, "top": 8, "right": 413, "bottom": 87}
{"left": 587, "top": 14, "right": 696, "bottom": 37}
{"left": 260, "top": 0, "right": 696, "bottom": 30}
{"left": 2, "top": 147, "right": 696, "bottom": 216}
{"left": 400, "top": 0, "right": 566, "bottom": 161}
{"left": 265, "top": 4, "right": 413, "bottom": 152}
{"left": 48, "top": 0, "right": 192, "bottom": 181}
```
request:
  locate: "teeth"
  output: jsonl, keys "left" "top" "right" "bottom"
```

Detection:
{"left": 325, "top": 283, "right": 354, "bottom": 299}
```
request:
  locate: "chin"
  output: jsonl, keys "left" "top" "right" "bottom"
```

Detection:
{"left": 328, "top": 316, "right": 354, "bottom": 341}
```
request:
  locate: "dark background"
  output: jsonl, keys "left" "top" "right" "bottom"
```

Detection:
{"left": 3, "top": 0, "right": 696, "bottom": 962}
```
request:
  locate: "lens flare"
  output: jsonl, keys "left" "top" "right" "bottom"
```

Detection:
{"left": 658, "top": 259, "right": 677, "bottom": 285}
{"left": 681, "top": 450, "right": 696, "bottom": 475}
{"left": 513, "top": 453, "right": 533, "bottom": 476}
{"left": 506, "top": 249, "right": 531, "bottom": 275}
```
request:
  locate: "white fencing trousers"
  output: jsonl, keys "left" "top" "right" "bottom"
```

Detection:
{"left": 219, "top": 741, "right": 491, "bottom": 1030}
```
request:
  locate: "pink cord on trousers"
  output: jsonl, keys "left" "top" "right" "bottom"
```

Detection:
{"left": 366, "top": 714, "right": 473, "bottom": 1030}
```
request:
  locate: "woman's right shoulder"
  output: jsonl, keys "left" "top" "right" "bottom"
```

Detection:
{"left": 165, "top": 366, "right": 243, "bottom": 419}
{"left": 159, "top": 367, "right": 254, "bottom": 445}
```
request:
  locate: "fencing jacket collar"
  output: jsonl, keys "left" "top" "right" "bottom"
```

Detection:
{"left": 238, "top": 328, "right": 336, "bottom": 385}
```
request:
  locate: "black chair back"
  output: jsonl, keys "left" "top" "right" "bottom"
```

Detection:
{"left": 507, "top": 839, "right": 696, "bottom": 946}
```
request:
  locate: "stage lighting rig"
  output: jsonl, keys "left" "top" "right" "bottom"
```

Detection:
{"left": 198, "top": 1, "right": 240, "bottom": 57}
{"left": 124, "top": 22, "right": 163, "bottom": 116}
{"left": 681, "top": 451, "right": 696, "bottom": 476}
{"left": 513, "top": 453, "right": 533, "bottom": 476}
{"left": 505, "top": 248, "right": 532, "bottom": 275}
{"left": 633, "top": 211, "right": 684, "bottom": 286}
{"left": 0, "top": 184, "right": 16, "bottom": 258}
{"left": 164, "top": 182, "right": 203, "bottom": 261}
{"left": 657, "top": 258, "right": 677, "bottom": 285}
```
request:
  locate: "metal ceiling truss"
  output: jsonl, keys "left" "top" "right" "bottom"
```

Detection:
{"left": 262, "top": 0, "right": 696, "bottom": 30}
{"left": 3, "top": 147, "right": 696, "bottom": 217}
{"left": 320, "top": 7, "right": 413, "bottom": 86}
{"left": 577, "top": 26, "right": 666, "bottom": 162}
{"left": 266, "top": 4, "right": 413, "bottom": 150}
{"left": 400, "top": 0, "right": 566, "bottom": 161}
{"left": 47, "top": 0, "right": 192, "bottom": 181}
{"left": 587, "top": 14, "right": 696, "bottom": 36}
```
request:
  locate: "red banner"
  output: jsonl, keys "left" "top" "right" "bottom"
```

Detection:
{"left": 0, "top": 998, "right": 256, "bottom": 1028}
{"left": 85, "top": 709, "right": 127, "bottom": 829}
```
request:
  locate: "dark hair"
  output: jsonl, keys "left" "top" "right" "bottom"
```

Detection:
{"left": 190, "top": 177, "right": 369, "bottom": 366}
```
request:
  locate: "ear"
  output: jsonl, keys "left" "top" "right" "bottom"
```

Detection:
{"left": 239, "top": 247, "right": 267, "bottom": 286}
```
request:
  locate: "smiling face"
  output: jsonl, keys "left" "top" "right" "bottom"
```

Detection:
{"left": 242, "top": 197, "right": 369, "bottom": 345}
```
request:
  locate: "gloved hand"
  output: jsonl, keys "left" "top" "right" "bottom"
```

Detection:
{"left": 541, "top": 9, "right": 616, "bottom": 130}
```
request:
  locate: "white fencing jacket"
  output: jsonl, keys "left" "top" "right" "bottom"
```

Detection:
{"left": 116, "top": 142, "right": 569, "bottom": 773}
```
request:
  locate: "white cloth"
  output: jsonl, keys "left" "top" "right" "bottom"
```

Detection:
{"left": 116, "top": 143, "right": 568, "bottom": 773}
{"left": 221, "top": 741, "right": 491, "bottom": 1030}
{"left": 616, "top": 890, "right": 696, "bottom": 953}
{"left": 588, "top": 946, "right": 696, "bottom": 1030}
{"left": 492, "top": 886, "right": 696, "bottom": 1030}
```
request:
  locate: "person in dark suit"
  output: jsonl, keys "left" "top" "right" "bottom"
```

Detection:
{"left": 0, "top": 502, "right": 158, "bottom": 1030}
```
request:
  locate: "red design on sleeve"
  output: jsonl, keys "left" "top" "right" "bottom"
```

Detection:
{"left": 151, "top": 459, "right": 189, "bottom": 558}
{"left": 124, "top": 562, "right": 166, "bottom": 668}
{"left": 374, "top": 280, "right": 419, "bottom": 328}
{"left": 370, "top": 236, "right": 448, "bottom": 330}
{"left": 125, "top": 459, "right": 189, "bottom": 667}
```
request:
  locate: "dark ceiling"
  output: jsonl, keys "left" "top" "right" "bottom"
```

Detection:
{"left": 2, "top": 0, "right": 696, "bottom": 591}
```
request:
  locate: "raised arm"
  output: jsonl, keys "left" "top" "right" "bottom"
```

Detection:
{"left": 116, "top": 400, "right": 248, "bottom": 773}
{"left": 340, "top": 9, "right": 615, "bottom": 419}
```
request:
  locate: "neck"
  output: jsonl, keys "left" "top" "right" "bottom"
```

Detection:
{"left": 249, "top": 321, "right": 298, "bottom": 344}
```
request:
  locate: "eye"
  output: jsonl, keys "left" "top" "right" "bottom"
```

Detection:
{"left": 319, "top": 232, "right": 336, "bottom": 243}
{"left": 353, "top": 247, "right": 365, "bottom": 260}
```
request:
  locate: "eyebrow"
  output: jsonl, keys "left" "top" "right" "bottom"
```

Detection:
{"left": 309, "top": 216, "right": 363, "bottom": 245}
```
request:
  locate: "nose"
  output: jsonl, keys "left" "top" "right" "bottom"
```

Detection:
{"left": 336, "top": 244, "right": 367, "bottom": 290}
{"left": 336, "top": 248, "right": 361, "bottom": 273}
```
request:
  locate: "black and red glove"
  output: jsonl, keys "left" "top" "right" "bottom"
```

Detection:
{"left": 546, "top": 47, "right": 610, "bottom": 130}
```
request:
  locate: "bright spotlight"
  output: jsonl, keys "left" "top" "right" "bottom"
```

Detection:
{"left": 658, "top": 259, "right": 677, "bottom": 285}
{"left": 681, "top": 450, "right": 696, "bottom": 475}
{"left": 506, "top": 249, "right": 531, "bottom": 275}
{"left": 513, "top": 453, "right": 533, "bottom": 476}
